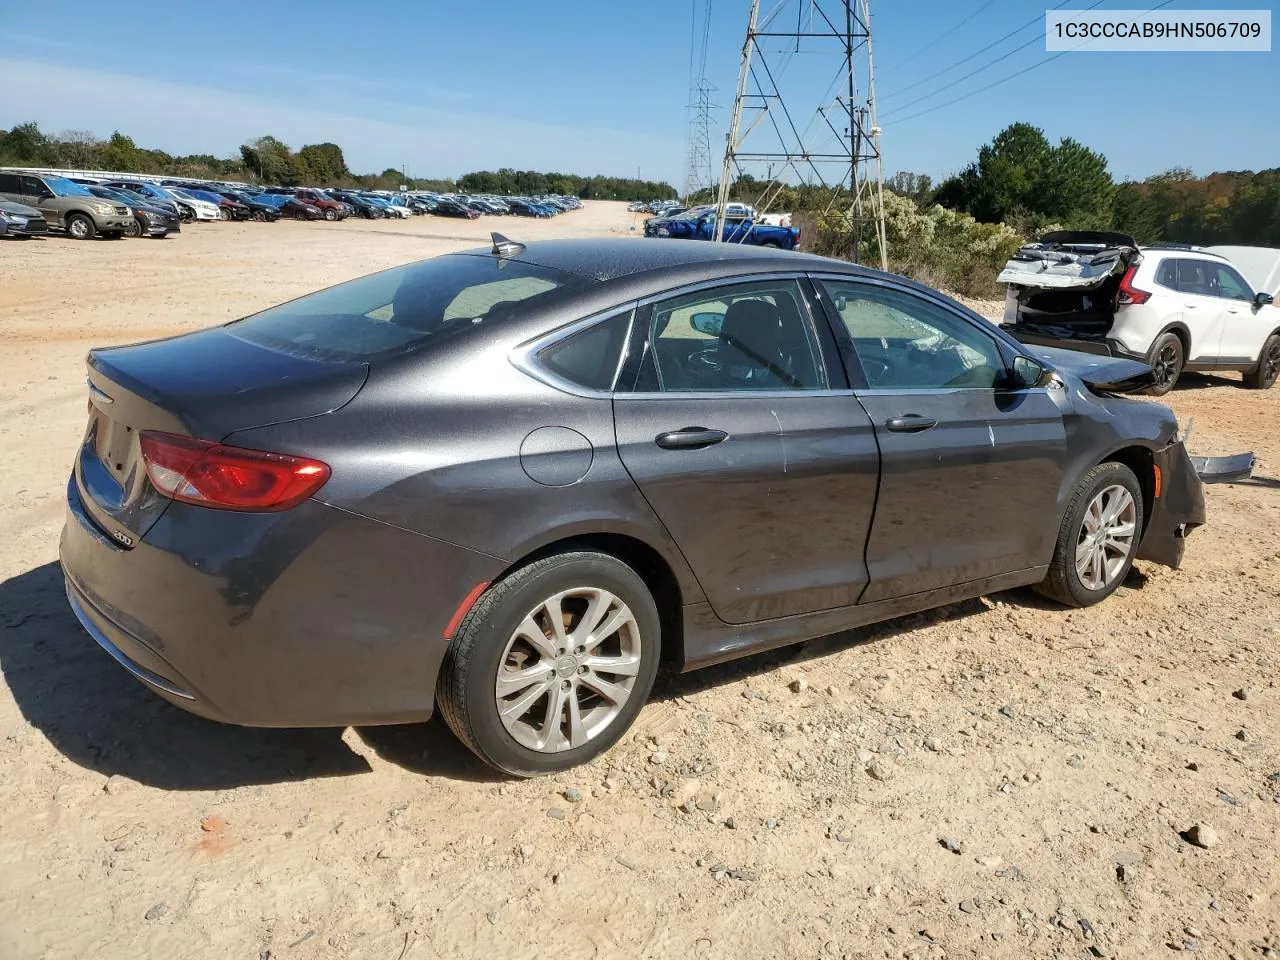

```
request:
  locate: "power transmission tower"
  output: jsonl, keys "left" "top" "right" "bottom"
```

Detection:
{"left": 715, "top": 0, "right": 887, "bottom": 269}
{"left": 684, "top": 79, "right": 718, "bottom": 201}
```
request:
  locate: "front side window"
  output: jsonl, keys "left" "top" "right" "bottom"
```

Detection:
{"left": 1210, "top": 263, "right": 1252, "bottom": 301}
{"left": 229, "top": 255, "right": 586, "bottom": 362}
{"left": 820, "top": 280, "right": 1007, "bottom": 390}
{"left": 640, "top": 279, "right": 827, "bottom": 392}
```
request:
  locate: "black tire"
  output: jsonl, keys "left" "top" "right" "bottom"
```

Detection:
{"left": 178, "top": 206, "right": 195, "bottom": 224}
{"left": 437, "top": 550, "right": 662, "bottom": 777}
{"left": 252, "top": 210, "right": 266, "bottom": 222}
{"left": 124, "top": 220, "right": 142, "bottom": 238}
{"left": 323, "top": 208, "right": 337, "bottom": 221}
{"left": 1035, "top": 461, "right": 1145, "bottom": 608}
{"left": 66, "top": 213, "right": 96, "bottom": 240}
{"left": 1145, "top": 332, "right": 1184, "bottom": 396}
{"left": 1243, "top": 334, "right": 1280, "bottom": 390}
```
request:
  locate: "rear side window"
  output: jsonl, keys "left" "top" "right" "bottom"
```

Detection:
{"left": 0, "top": 173, "right": 19, "bottom": 193}
{"left": 229, "top": 255, "right": 587, "bottom": 361}
{"left": 1154, "top": 259, "right": 1178, "bottom": 289}
{"left": 1176, "top": 259, "right": 1215, "bottom": 297}
{"left": 536, "top": 311, "right": 632, "bottom": 392}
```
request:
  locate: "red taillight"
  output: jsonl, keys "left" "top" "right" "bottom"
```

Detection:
{"left": 139, "top": 431, "right": 330, "bottom": 512}
{"left": 1117, "top": 265, "right": 1151, "bottom": 305}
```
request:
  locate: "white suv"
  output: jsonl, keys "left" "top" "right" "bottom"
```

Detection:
{"left": 999, "top": 233, "right": 1280, "bottom": 395}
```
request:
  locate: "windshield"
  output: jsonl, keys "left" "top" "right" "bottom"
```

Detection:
{"left": 229, "top": 255, "right": 589, "bottom": 362}
{"left": 45, "top": 176, "right": 95, "bottom": 198}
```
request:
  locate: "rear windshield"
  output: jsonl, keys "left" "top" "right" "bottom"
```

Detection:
{"left": 227, "top": 254, "right": 588, "bottom": 361}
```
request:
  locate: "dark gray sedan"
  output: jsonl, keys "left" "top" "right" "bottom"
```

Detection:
{"left": 60, "top": 237, "right": 1206, "bottom": 775}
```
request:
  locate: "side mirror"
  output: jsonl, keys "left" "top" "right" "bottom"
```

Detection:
{"left": 1255, "top": 291, "right": 1275, "bottom": 309}
{"left": 690, "top": 312, "right": 724, "bottom": 337}
{"left": 1010, "top": 355, "right": 1047, "bottom": 388}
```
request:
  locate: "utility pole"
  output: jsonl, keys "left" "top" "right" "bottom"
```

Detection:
{"left": 715, "top": 0, "right": 758, "bottom": 242}
{"left": 716, "top": 0, "right": 887, "bottom": 267}
{"left": 683, "top": 79, "right": 718, "bottom": 203}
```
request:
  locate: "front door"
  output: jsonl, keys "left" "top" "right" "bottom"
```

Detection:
{"left": 613, "top": 277, "right": 880, "bottom": 624}
{"left": 814, "top": 277, "right": 1067, "bottom": 603}
{"left": 1206, "top": 260, "right": 1272, "bottom": 363}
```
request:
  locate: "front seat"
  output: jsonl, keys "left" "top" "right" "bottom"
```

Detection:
{"left": 719, "top": 298, "right": 798, "bottom": 388}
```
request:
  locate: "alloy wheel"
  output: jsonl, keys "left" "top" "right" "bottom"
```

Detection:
{"left": 1264, "top": 342, "right": 1280, "bottom": 386}
{"left": 494, "top": 587, "right": 642, "bottom": 753}
{"left": 1153, "top": 341, "right": 1180, "bottom": 387}
{"left": 68, "top": 218, "right": 89, "bottom": 239}
{"left": 1075, "top": 484, "right": 1137, "bottom": 591}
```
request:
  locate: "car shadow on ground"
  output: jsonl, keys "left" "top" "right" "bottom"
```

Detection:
{"left": 1174, "top": 372, "right": 1240, "bottom": 391}
{"left": 0, "top": 560, "right": 1114, "bottom": 787}
{"left": 0, "top": 561, "right": 373, "bottom": 790}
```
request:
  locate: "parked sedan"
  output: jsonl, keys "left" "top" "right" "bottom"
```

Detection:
{"left": 329, "top": 190, "right": 384, "bottom": 219}
{"left": 221, "top": 191, "right": 282, "bottom": 222}
{"left": 0, "top": 199, "right": 49, "bottom": 237}
{"left": 432, "top": 198, "right": 481, "bottom": 219}
{"left": 61, "top": 238, "right": 1213, "bottom": 777}
{"left": 85, "top": 185, "right": 180, "bottom": 238}
{"left": 255, "top": 193, "right": 323, "bottom": 220}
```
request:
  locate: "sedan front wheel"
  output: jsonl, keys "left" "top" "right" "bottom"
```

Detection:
{"left": 437, "top": 551, "right": 661, "bottom": 776}
{"left": 1036, "top": 461, "right": 1144, "bottom": 607}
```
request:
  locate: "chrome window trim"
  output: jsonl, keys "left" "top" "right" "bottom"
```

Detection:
{"left": 617, "top": 388, "right": 855, "bottom": 401}
{"left": 508, "top": 302, "right": 637, "bottom": 399}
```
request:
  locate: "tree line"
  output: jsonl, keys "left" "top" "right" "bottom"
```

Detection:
{"left": 0, "top": 122, "right": 676, "bottom": 199}
{"left": 903, "top": 122, "right": 1280, "bottom": 247}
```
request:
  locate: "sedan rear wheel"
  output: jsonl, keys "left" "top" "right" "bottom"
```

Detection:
{"left": 437, "top": 551, "right": 661, "bottom": 776}
{"left": 1036, "top": 462, "right": 1144, "bottom": 607}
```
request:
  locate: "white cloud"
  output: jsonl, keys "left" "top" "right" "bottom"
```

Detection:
{"left": 0, "top": 57, "right": 683, "bottom": 182}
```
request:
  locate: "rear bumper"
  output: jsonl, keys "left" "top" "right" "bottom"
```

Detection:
{"left": 59, "top": 476, "right": 505, "bottom": 727}
{"left": 1135, "top": 440, "right": 1207, "bottom": 569}
{"left": 1001, "top": 325, "right": 1147, "bottom": 362}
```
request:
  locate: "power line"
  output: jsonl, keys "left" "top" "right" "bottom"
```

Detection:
{"left": 880, "top": 0, "right": 1078, "bottom": 101}
{"left": 878, "top": 0, "right": 1001, "bottom": 77}
{"left": 880, "top": 0, "right": 1108, "bottom": 120}
{"left": 884, "top": 0, "right": 1174, "bottom": 126}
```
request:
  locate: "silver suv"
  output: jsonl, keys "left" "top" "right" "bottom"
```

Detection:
{"left": 0, "top": 170, "right": 135, "bottom": 240}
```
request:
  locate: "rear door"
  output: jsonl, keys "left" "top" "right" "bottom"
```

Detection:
{"left": 614, "top": 276, "right": 880, "bottom": 624}
{"left": 813, "top": 276, "right": 1067, "bottom": 603}
{"left": 1173, "top": 258, "right": 1229, "bottom": 361}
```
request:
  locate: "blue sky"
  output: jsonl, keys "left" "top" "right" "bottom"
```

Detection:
{"left": 1, "top": 0, "right": 1275, "bottom": 186}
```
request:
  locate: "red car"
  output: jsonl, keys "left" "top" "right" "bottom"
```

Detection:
{"left": 292, "top": 189, "right": 349, "bottom": 221}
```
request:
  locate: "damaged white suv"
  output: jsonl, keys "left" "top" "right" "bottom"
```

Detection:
{"left": 999, "top": 232, "right": 1280, "bottom": 395}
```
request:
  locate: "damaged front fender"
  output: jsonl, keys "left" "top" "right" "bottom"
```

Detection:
{"left": 1135, "top": 440, "right": 1206, "bottom": 569}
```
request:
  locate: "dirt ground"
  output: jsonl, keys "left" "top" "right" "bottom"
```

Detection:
{"left": 0, "top": 202, "right": 1276, "bottom": 960}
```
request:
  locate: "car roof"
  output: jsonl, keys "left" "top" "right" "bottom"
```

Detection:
{"left": 472, "top": 237, "right": 857, "bottom": 283}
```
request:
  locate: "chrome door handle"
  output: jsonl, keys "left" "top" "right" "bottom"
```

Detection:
{"left": 885, "top": 415, "right": 937, "bottom": 433}
{"left": 655, "top": 427, "right": 729, "bottom": 450}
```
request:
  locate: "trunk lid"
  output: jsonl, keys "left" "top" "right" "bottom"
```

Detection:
{"left": 77, "top": 327, "right": 367, "bottom": 546}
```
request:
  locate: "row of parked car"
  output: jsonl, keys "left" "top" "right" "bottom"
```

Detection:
{"left": 0, "top": 168, "right": 582, "bottom": 240}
